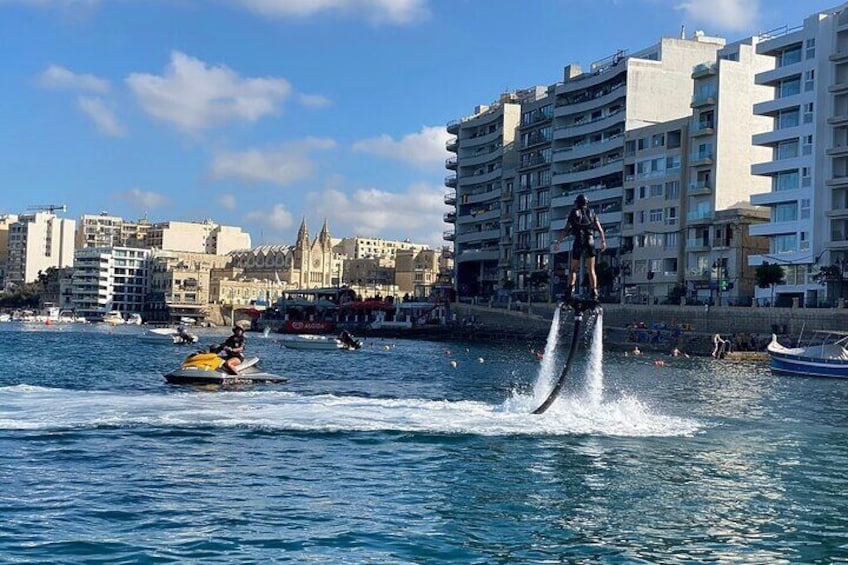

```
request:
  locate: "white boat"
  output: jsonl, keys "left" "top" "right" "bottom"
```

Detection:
{"left": 102, "top": 311, "right": 125, "bottom": 325}
{"left": 767, "top": 331, "right": 848, "bottom": 378}
{"left": 281, "top": 334, "right": 347, "bottom": 351}
{"left": 126, "top": 313, "right": 143, "bottom": 325}
{"left": 139, "top": 327, "right": 199, "bottom": 345}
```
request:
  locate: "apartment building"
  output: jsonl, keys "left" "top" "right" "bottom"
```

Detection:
{"left": 446, "top": 91, "right": 523, "bottom": 297}
{"left": 5, "top": 211, "right": 75, "bottom": 287}
{"left": 70, "top": 246, "right": 151, "bottom": 320}
{"left": 146, "top": 250, "right": 231, "bottom": 323}
{"left": 622, "top": 117, "right": 689, "bottom": 304}
{"left": 75, "top": 213, "right": 125, "bottom": 249}
{"left": 0, "top": 214, "right": 18, "bottom": 289}
{"left": 751, "top": 3, "right": 848, "bottom": 306}
{"left": 146, "top": 219, "right": 251, "bottom": 254}
{"left": 334, "top": 236, "right": 429, "bottom": 260}
{"left": 393, "top": 248, "right": 441, "bottom": 296}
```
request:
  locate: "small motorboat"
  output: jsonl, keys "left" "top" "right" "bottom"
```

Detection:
{"left": 164, "top": 350, "right": 287, "bottom": 386}
{"left": 126, "top": 313, "right": 143, "bottom": 325}
{"left": 140, "top": 327, "right": 199, "bottom": 345}
{"left": 102, "top": 311, "right": 125, "bottom": 325}
{"left": 767, "top": 331, "right": 848, "bottom": 378}
{"left": 281, "top": 332, "right": 361, "bottom": 351}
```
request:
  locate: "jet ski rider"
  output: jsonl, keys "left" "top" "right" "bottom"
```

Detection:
{"left": 217, "top": 325, "right": 246, "bottom": 375}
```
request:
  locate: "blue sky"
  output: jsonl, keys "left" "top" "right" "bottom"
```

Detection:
{"left": 0, "top": 0, "right": 840, "bottom": 248}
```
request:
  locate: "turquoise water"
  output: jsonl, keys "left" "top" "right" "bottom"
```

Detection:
{"left": 2, "top": 317, "right": 848, "bottom": 563}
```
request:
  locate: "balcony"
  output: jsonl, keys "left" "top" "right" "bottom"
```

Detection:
{"left": 445, "top": 156, "right": 457, "bottom": 170}
{"left": 444, "top": 191, "right": 456, "bottom": 205}
{"left": 447, "top": 120, "right": 460, "bottom": 134}
{"left": 688, "top": 181, "right": 712, "bottom": 195}
{"left": 443, "top": 211, "right": 457, "bottom": 223}
{"left": 691, "top": 63, "right": 716, "bottom": 79}
{"left": 690, "top": 93, "right": 716, "bottom": 108}
{"left": 687, "top": 210, "right": 713, "bottom": 224}
{"left": 691, "top": 122, "right": 715, "bottom": 137}
{"left": 689, "top": 151, "right": 714, "bottom": 166}
{"left": 443, "top": 230, "right": 456, "bottom": 241}
{"left": 686, "top": 238, "right": 710, "bottom": 250}
{"left": 446, "top": 137, "right": 458, "bottom": 152}
{"left": 444, "top": 174, "right": 457, "bottom": 188}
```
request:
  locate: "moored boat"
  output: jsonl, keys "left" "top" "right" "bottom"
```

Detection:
{"left": 139, "top": 327, "right": 199, "bottom": 345}
{"left": 280, "top": 333, "right": 360, "bottom": 351}
{"left": 767, "top": 331, "right": 848, "bottom": 378}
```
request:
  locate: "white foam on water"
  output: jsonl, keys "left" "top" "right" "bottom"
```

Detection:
{"left": 530, "top": 305, "right": 562, "bottom": 406}
{"left": 584, "top": 310, "right": 604, "bottom": 406}
{"left": 0, "top": 380, "right": 701, "bottom": 439}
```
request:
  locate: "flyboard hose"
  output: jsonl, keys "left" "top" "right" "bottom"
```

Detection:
{"left": 532, "top": 299, "right": 597, "bottom": 415}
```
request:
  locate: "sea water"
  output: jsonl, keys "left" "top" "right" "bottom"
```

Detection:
{"left": 2, "top": 323, "right": 848, "bottom": 563}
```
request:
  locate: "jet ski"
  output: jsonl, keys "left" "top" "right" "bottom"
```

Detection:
{"left": 164, "top": 349, "right": 288, "bottom": 386}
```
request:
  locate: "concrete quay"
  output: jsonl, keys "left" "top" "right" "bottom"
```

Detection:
{"left": 452, "top": 301, "right": 846, "bottom": 357}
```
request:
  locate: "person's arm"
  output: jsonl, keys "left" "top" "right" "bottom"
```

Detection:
{"left": 594, "top": 214, "right": 607, "bottom": 250}
{"left": 557, "top": 211, "right": 574, "bottom": 243}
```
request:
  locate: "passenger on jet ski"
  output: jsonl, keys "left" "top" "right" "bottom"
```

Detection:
{"left": 338, "top": 329, "right": 361, "bottom": 350}
{"left": 213, "top": 326, "right": 246, "bottom": 374}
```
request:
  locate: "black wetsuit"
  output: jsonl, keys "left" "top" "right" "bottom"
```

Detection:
{"left": 221, "top": 334, "right": 245, "bottom": 361}
{"left": 565, "top": 206, "right": 598, "bottom": 259}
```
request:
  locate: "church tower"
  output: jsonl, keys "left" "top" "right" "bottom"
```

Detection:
{"left": 293, "top": 218, "right": 309, "bottom": 287}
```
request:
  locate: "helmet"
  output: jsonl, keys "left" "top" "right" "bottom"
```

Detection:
{"left": 574, "top": 194, "right": 588, "bottom": 207}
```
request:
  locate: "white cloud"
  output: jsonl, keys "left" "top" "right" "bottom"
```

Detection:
{"left": 37, "top": 64, "right": 110, "bottom": 93}
{"left": 218, "top": 193, "right": 237, "bottom": 210}
{"left": 230, "top": 0, "right": 429, "bottom": 25}
{"left": 307, "top": 181, "right": 446, "bottom": 246}
{"left": 77, "top": 96, "right": 126, "bottom": 137}
{"left": 115, "top": 188, "right": 168, "bottom": 211}
{"left": 210, "top": 137, "right": 336, "bottom": 186}
{"left": 352, "top": 125, "right": 450, "bottom": 168}
{"left": 244, "top": 203, "right": 295, "bottom": 231}
{"left": 675, "top": 0, "right": 758, "bottom": 32}
{"left": 298, "top": 92, "right": 332, "bottom": 109}
{"left": 126, "top": 51, "right": 292, "bottom": 132}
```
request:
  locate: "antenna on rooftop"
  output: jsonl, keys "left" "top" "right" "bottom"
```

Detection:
{"left": 27, "top": 204, "right": 67, "bottom": 214}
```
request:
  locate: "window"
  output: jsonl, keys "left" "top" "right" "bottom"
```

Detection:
{"left": 778, "top": 45, "right": 802, "bottom": 67}
{"left": 773, "top": 171, "right": 799, "bottom": 191}
{"left": 665, "top": 232, "right": 678, "bottom": 248}
{"left": 665, "top": 155, "right": 681, "bottom": 171}
{"left": 778, "top": 78, "right": 800, "bottom": 98}
{"left": 773, "top": 202, "right": 798, "bottom": 222}
{"left": 805, "top": 70, "right": 815, "bottom": 92}
{"left": 652, "top": 134, "right": 665, "bottom": 147}
{"left": 777, "top": 109, "right": 799, "bottom": 129}
{"left": 665, "top": 207, "right": 677, "bottom": 225}
{"left": 776, "top": 140, "right": 799, "bottom": 160}
{"left": 771, "top": 233, "right": 797, "bottom": 254}
{"left": 806, "top": 38, "right": 816, "bottom": 59}
{"left": 665, "top": 181, "right": 680, "bottom": 199}
{"left": 650, "top": 184, "right": 663, "bottom": 197}
{"left": 649, "top": 208, "right": 663, "bottom": 222}
{"left": 800, "top": 198, "right": 810, "bottom": 219}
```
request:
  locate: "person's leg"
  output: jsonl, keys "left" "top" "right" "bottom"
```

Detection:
{"left": 587, "top": 256, "right": 598, "bottom": 296}
{"left": 568, "top": 257, "right": 579, "bottom": 296}
{"left": 225, "top": 357, "right": 239, "bottom": 375}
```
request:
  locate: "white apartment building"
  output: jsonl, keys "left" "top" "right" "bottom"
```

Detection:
{"left": 751, "top": 3, "right": 848, "bottom": 306}
{"left": 146, "top": 219, "right": 251, "bottom": 254}
{"left": 76, "top": 213, "right": 125, "bottom": 249}
{"left": 0, "top": 214, "right": 18, "bottom": 289}
{"left": 548, "top": 35, "right": 727, "bottom": 299}
{"left": 5, "top": 211, "right": 75, "bottom": 287}
{"left": 334, "top": 236, "right": 429, "bottom": 261}
{"left": 446, "top": 91, "right": 523, "bottom": 297}
{"left": 71, "top": 246, "right": 151, "bottom": 320}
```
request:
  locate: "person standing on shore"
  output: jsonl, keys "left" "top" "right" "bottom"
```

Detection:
{"left": 555, "top": 194, "right": 606, "bottom": 301}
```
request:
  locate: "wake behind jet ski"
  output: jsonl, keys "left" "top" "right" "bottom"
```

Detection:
{"left": 164, "top": 346, "right": 287, "bottom": 386}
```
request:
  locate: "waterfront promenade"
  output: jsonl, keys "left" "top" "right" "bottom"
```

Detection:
{"left": 452, "top": 300, "right": 847, "bottom": 357}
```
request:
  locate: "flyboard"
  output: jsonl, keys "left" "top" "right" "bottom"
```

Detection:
{"left": 532, "top": 296, "right": 601, "bottom": 414}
